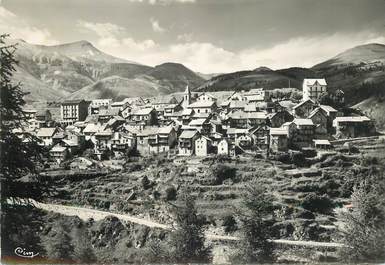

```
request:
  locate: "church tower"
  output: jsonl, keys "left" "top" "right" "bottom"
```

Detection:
{"left": 182, "top": 85, "right": 191, "bottom": 108}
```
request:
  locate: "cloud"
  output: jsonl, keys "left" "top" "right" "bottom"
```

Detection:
{"left": 77, "top": 19, "right": 385, "bottom": 73}
{"left": 150, "top": 18, "right": 166, "bottom": 33}
{"left": 77, "top": 20, "right": 124, "bottom": 38}
{"left": 77, "top": 20, "right": 157, "bottom": 58}
{"left": 0, "top": 5, "right": 58, "bottom": 45}
{"left": 177, "top": 33, "right": 193, "bottom": 42}
{"left": 237, "top": 31, "right": 385, "bottom": 70}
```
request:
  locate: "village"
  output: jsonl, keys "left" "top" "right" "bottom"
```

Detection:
{"left": 18, "top": 78, "right": 377, "bottom": 165}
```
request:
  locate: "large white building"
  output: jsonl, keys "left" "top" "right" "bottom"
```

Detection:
{"left": 61, "top": 99, "right": 90, "bottom": 123}
{"left": 302, "top": 79, "right": 327, "bottom": 101}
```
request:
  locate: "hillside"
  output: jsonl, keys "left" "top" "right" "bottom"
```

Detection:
{"left": 354, "top": 96, "right": 385, "bottom": 130}
{"left": 67, "top": 76, "right": 168, "bottom": 100}
{"left": 197, "top": 67, "right": 318, "bottom": 92}
{"left": 313, "top": 43, "right": 385, "bottom": 69}
{"left": 6, "top": 39, "right": 205, "bottom": 102}
{"left": 198, "top": 43, "right": 385, "bottom": 106}
{"left": 8, "top": 38, "right": 385, "bottom": 104}
{"left": 144, "top": 63, "right": 205, "bottom": 93}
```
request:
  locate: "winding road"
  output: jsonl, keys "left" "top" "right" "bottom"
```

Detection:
{"left": 34, "top": 201, "right": 344, "bottom": 248}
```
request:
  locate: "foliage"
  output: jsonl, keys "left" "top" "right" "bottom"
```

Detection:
{"left": 141, "top": 176, "right": 152, "bottom": 190}
{"left": 301, "top": 193, "right": 334, "bottom": 214}
{"left": 231, "top": 183, "right": 275, "bottom": 263}
{"left": 1, "top": 205, "right": 46, "bottom": 258}
{"left": 338, "top": 172, "right": 385, "bottom": 262}
{"left": 222, "top": 214, "right": 237, "bottom": 233}
{"left": 45, "top": 222, "right": 75, "bottom": 261}
{"left": 0, "top": 34, "right": 51, "bottom": 203}
{"left": 167, "top": 194, "right": 211, "bottom": 263}
{"left": 164, "top": 186, "right": 177, "bottom": 201}
{"left": 72, "top": 227, "right": 96, "bottom": 262}
{"left": 210, "top": 164, "right": 236, "bottom": 185}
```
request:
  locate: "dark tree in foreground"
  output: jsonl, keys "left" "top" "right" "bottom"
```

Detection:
{"left": 338, "top": 172, "right": 385, "bottom": 262}
{"left": 46, "top": 222, "right": 74, "bottom": 262}
{"left": 232, "top": 183, "right": 275, "bottom": 263}
{"left": 167, "top": 194, "right": 211, "bottom": 263}
{"left": 0, "top": 34, "right": 51, "bottom": 203}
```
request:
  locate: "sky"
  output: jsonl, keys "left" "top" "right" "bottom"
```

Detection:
{"left": 1, "top": 0, "right": 385, "bottom": 73}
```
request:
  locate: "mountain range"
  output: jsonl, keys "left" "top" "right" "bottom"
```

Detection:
{"left": 7, "top": 39, "right": 205, "bottom": 102}
{"left": 8, "top": 39, "right": 385, "bottom": 124}
{"left": 197, "top": 43, "right": 385, "bottom": 105}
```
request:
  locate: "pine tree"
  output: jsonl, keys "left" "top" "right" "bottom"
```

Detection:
{"left": 46, "top": 227, "right": 74, "bottom": 261}
{"left": 338, "top": 173, "right": 385, "bottom": 262}
{"left": 0, "top": 34, "right": 51, "bottom": 203}
{"left": 168, "top": 194, "right": 211, "bottom": 263}
{"left": 232, "top": 183, "right": 275, "bottom": 263}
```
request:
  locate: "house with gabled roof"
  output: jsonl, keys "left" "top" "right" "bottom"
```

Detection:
{"left": 187, "top": 101, "right": 217, "bottom": 115}
{"left": 83, "top": 123, "right": 105, "bottom": 142}
{"left": 313, "top": 139, "right": 333, "bottom": 150}
{"left": 178, "top": 130, "right": 200, "bottom": 156}
{"left": 188, "top": 118, "right": 211, "bottom": 135}
{"left": 229, "top": 100, "right": 247, "bottom": 112}
{"left": 195, "top": 135, "right": 213, "bottom": 156}
{"left": 268, "top": 110, "right": 294, "bottom": 127}
{"left": 37, "top": 127, "right": 60, "bottom": 146}
{"left": 49, "top": 145, "right": 68, "bottom": 164}
{"left": 217, "top": 138, "right": 230, "bottom": 156}
{"left": 111, "top": 132, "right": 136, "bottom": 153}
{"left": 292, "top": 118, "right": 316, "bottom": 148}
{"left": 98, "top": 108, "right": 120, "bottom": 123}
{"left": 333, "top": 116, "right": 375, "bottom": 138}
{"left": 244, "top": 88, "right": 270, "bottom": 102}
{"left": 293, "top": 99, "right": 316, "bottom": 118}
{"left": 156, "top": 126, "right": 178, "bottom": 153}
{"left": 319, "top": 104, "right": 339, "bottom": 132}
{"left": 196, "top": 92, "right": 216, "bottom": 103}
{"left": 130, "top": 107, "right": 158, "bottom": 126}
{"left": 227, "top": 111, "right": 267, "bottom": 129}
{"left": 269, "top": 128, "right": 288, "bottom": 152}
{"left": 302, "top": 78, "right": 327, "bottom": 101}
{"left": 309, "top": 107, "right": 328, "bottom": 135}
{"left": 181, "top": 108, "right": 194, "bottom": 125}
{"left": 249, "top": 124, "right": 270, "bottom": 150}
{"left": 94, "top": 129, "right": 114, "bottom": 151}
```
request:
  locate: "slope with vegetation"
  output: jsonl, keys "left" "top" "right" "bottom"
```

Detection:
{"left": 6, "top": 39, "right": 205, "bottom": 102}
{"left": 198, "top": 43, "right": 385, "bottom": 107}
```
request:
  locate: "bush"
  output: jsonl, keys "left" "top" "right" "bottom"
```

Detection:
{"left": 164, "top": 186, "right": 177, "bottom": 201}
{"left": 210, "top": 164, "right": 236, "bottom": 185}
{"left": 338, "top": 177, "right": 385, "bottom": 262}
{"left": 141, "top": 176, "right": 152, "bottom": 190}
{"left": 301, "top": 193, "right": 334, "bottom": 214}
{"left": 222, "top": 215, "right": 237, "bottom": 233}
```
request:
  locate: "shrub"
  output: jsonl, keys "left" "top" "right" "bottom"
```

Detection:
{"left": 141, "top": 176, "right": 152, "bottom": 190}
{"left": 167, "top": 195, "right": 211, "bottom": 263}
{"left": 338, "top": 177, "right": 385, "bottom": 262}
{"left": 301, "top": 193, "right": 334, "bottom": 214}
{"left": 222, "top": 215, "right": 237, "bottom": 233}
{"left": 164, "top": 186, "right": 177, "bottom": 201}
{"left": 210, "top": 164, "right": 236, "bottom": 185}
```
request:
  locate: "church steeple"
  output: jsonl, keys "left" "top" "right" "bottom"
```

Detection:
{"left": 183, "top": 85, "right": 191, "bottom": 107}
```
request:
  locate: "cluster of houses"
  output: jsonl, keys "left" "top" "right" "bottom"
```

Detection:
{"left": 19, "top": 79, "right": 376, "bottom": 163}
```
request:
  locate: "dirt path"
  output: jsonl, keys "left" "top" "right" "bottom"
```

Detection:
{"left": 35, "top": 201, "right": 344, "bottom": 248}
{"left": 35, "top": 201, "right": 171, "bottom": 230}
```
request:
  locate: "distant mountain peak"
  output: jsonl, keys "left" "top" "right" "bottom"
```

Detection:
{"left": 49, "top": 40, "right": 98, "bottom": 50}
{"left": 313, "top": 42, "right": 385, "bottom": 69}
{"left": 253, "top": 66, "right": 273, "bottom": 72}
{"left": 156, "top": 62, "right": 187, "bottom": 68}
